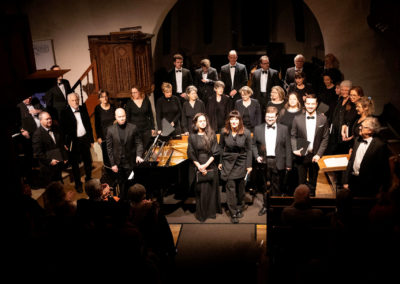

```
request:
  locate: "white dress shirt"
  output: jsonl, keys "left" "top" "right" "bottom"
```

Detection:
{"left": 175, "top": 68, "right": 183, "bottom": 93}
{"left": 260, "top": 69, "right": 268, "bottom": 92}
{"left": 265, "top": 123, "right": 277, "bottom": 156}
{"left": 305, "top": 113, "right": 316, "bottom": 152}
{"left": 229, "top": 65, "right": 236, "bottom": 89}
{"left": 352, "top": 136, "right": 373, "bottom": 175}
{"left": 202, "top": 72, "right": 208, "bottom": 81}
{"left": 71, "top": 106, "right": 87, "bottom": 137}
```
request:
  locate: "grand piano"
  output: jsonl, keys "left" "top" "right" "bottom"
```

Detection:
{"left": 134, "top": 134, "right": 190, "bottom": 201}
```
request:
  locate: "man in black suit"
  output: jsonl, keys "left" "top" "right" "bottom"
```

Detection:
{"left": 167, "top": 53, "right": 193, "bottom": 105}
{"left": 60, "top": 93, "right": 94, "bottom": 193}
{"left": 291, "top": 94, "right": 329, "bottom": 196}
{"left": 343, "top": 117, "right": 390, "bottom": 197}
{"left": 253, "top": 106, "right": 292, "bottom": 215}
{"left": 106, "top": 108, "right": 144, "bottom": 200}
{"left": 44, "top": 65, "right": 72, "bottom": 121}
{"left": 220, "top": 50, "right": 248, "bottom": 103}
{"left": 32, "top": 111, "right": 68, "bottom": 187}
{"left": 251, "top": 55, "right": 281, "bottom": 116}
{"left": 283, "top": 54, "right": 307, "bottom": 89}
{"left": 16, "top": 96, "right": 44, "bottom": 185}
{"left": 193, "top": 58, "right": 218, "bottom": 104}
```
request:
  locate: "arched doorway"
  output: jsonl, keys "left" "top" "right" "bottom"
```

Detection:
{"left": 152, "top": 0, "right": 324, "bottom": 100}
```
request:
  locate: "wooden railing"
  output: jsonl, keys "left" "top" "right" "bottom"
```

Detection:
{"left": 71, "top": 59, "right": 99, "bottom": 117}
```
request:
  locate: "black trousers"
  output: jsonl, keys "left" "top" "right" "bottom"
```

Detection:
{"left": 69, "top": 136, "right": 92, "bottom": 187}
{"left": 225, "top": 178, "right": 245, "bottom": 214}
{"left": 295, "top": 153, "right": 319, "bottom": 194}
{"left": 115, "top": 166, "right": 133, "bottom": 200}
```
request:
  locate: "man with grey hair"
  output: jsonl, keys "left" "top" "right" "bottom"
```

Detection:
{"left": 343, "top": 117, "right": 390, "bottom": 196}
{"left": 60, "top": 93, "right": 94, "bottom": 193}
{"left": 284, "top": 54, "right": 307, "bottom": 88}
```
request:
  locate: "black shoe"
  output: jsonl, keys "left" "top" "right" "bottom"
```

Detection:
{"left": 236, "top": 210, "right": 244, "bottom": 218}
{"left": 258, "top": 207, "right": 267, "bottom": 216}
{"left": 75, "top": 184, "right": 83, "bottom": 193}
{"left": 231, "top": 215, "right": 239, "bottom": 224}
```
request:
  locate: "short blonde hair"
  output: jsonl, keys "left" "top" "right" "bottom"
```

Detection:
{"left": 239, "top": 86, "right": 253, "bottom": 97}
{"left": 161, "top": 82, "right": 172, "bottom": 93}
{"left": 186, "top": 85, "right": 198, "bottom": 100}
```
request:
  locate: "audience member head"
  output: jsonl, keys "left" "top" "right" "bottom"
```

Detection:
{"left": 131, "top": 85, "right": 145, "bottom": 100}
{"left": 294, "top": 54, "right": 305, "bottom": 69}
{"left": 186, "top": 85, "right": 198, "bottom": 101}
{"left": 161, "top": 82, "right": 173, "bottom": 98}
{"left": 259, "top": 55, "right": 270, "bottom": 71}
{"left": 214, "top": 80, "right": 225, "bottom": 96}
{"left": 349, "top": 86, "right": 364, "bottom": 103}
{"left": 239, "top": 86, "right": 253, "bottom": 102}
{"left": 356, "top": 96, "right": 374, "bottom": 117}
{"left": 285, "top": 92, "right": 301, "bottom": 110}
{"left": 173, "top": 53, "right": 184, "bottom": 70}
{"left": 67, "top": 93, "right": 80, "bottom": 110}
{"left": 270, "top": 86, "right": 285, "bottom": 102}
{"left": 115, "top": 108, "right": 127, "bottom": 126}
{"left": 340, "top": 80, "right": 352, "bottom": 98}
{"left": 360, "top": 117, "right": 380, "bottom": 138}
{"left": 224, "top": 110, "right": 244, "bottom": 134}
{"left": 85, "top": 178, "right": 103, "bottom": 201}
{"left": 293, "top": 184, "right": 312, "bottom": 207}
{"left": 228, "top": 50, "right": 238, "bottom": 65}
{"left": 265, "top": 106, "right": 278, "bottom": 126}
{"left": 127, "top": 183, "right": 147, "bottom": 205}
{"left": 43, "top": 181, "right": 75, "bottom": 216}
{"left": 39, "top": 111, "right": 52, "bottom": 129}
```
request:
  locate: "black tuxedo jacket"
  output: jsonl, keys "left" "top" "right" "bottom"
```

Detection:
{"left": 251, "top": 68, "right": 281, "bottom": 106}
{"left": 44, "top": 78, "right": 72, "bottom": 120}
{"left": 106, "top": 123, "right": 144, "bottom": 169}
{"left": 343, "top": 137, "right": 390, "bottom": 194}
{"left": 16, "top": 99, "right": 43, "bottom": 135}
{"left": 252, "top": 123, "right": 292, "bottom": 170}
{"left": 291, "top": 113, "right": 329, "bottom": 157}
{"left": 220, "top": 62, "right": 248, "bottom": 101}
{"left": 32, "top": 125, "right": 68, "bottom": 166}
{"left": 167, "top": 68, "right": 193, "bottom": 95}
{"left": 60, "top": 104, "right": 94, "bottom": 148}
{"left": 193, "top": 67, "right": 218, "bottom": 102}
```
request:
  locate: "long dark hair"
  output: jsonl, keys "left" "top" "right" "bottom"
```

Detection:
{"left": 192, "top": 113, "right": 215, "bottom": 151}
{"left": 223, "top": 110, "right": 244, "bottom": 135}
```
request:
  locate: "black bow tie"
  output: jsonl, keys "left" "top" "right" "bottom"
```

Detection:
{"left": 307, "top": 116, "right": 315, "bottom": 119}
{"left": 58, "top": 82, "right": 63, "bottom": 86}
{"left": 230, "top": 66, "right": 236, "bottom": 68}
{"left": 262, "top": 71, "right": 268, "bottom": 74}
{"left": 267, "top": 125, "right": 275, "bottom": 129}
{"left": 358, "top": 138, "right": 368, "bottom": 144}
{"left": 47, "top": 129, "right": 52, "bottom": 133}
{"left": 74, "top": 110, "right": 80, "bottom": 113}
{"left": 176, "top": 69, "right": 182, "bottom": 72}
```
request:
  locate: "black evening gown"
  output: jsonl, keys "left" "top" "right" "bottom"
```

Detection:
{"left": 187, "top": 133, "right": 221, "bottom": 222}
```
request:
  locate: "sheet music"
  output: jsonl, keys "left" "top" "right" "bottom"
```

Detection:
{"left": 323, "top": 157, "right": 348, "bottom": 168}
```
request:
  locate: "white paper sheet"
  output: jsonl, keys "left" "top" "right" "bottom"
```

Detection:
{"left": 323, "top": 157, "right": 348, "bottom": 168}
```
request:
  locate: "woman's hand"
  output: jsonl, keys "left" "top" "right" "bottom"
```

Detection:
{"left": 246, "top": 167, "right": 252, "bottom": 174}
{"left": 218, "top": 164, "right": 222, "bottom": 171}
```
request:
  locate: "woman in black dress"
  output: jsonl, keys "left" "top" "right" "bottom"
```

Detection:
{"left": 187, "top": 113, "right": 221, "bottom": 222}
{"left": 156, "top": 82, "right": 182, "bottom": 136}
{"left": 288, "top": 71, "right": 314, "bottom": 106}
{"left": 318, "top": 70, "right": 338, "bottom": 120}
{"left": 125, "top": 86, "right": 156, "bottom": 151}
{"left": 218, "top": 110, "right": 252, "bottom": 224}
{"left": 234, "top": 86, "right": 261, "bottom": 133}
{"left": 267, "top": 85, "right": 286, "bottom": 113}
{"left": 94, "top": 90, "right": 115, "bottom": 167}
{"left": 181, "top": 85, "right": 206, "bottom": 135}
{"left": 206, "top": 80, "right": 232, "bottom": 134}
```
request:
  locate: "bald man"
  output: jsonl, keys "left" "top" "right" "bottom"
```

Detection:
{"left": 106, "top": 108, "right": 144, "bottom": 200}
{"left": 220, "top": 50, "right": 248, "bottom": 102}
{"left": 60, "top": 93, "right": 94, "bottom": 193}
